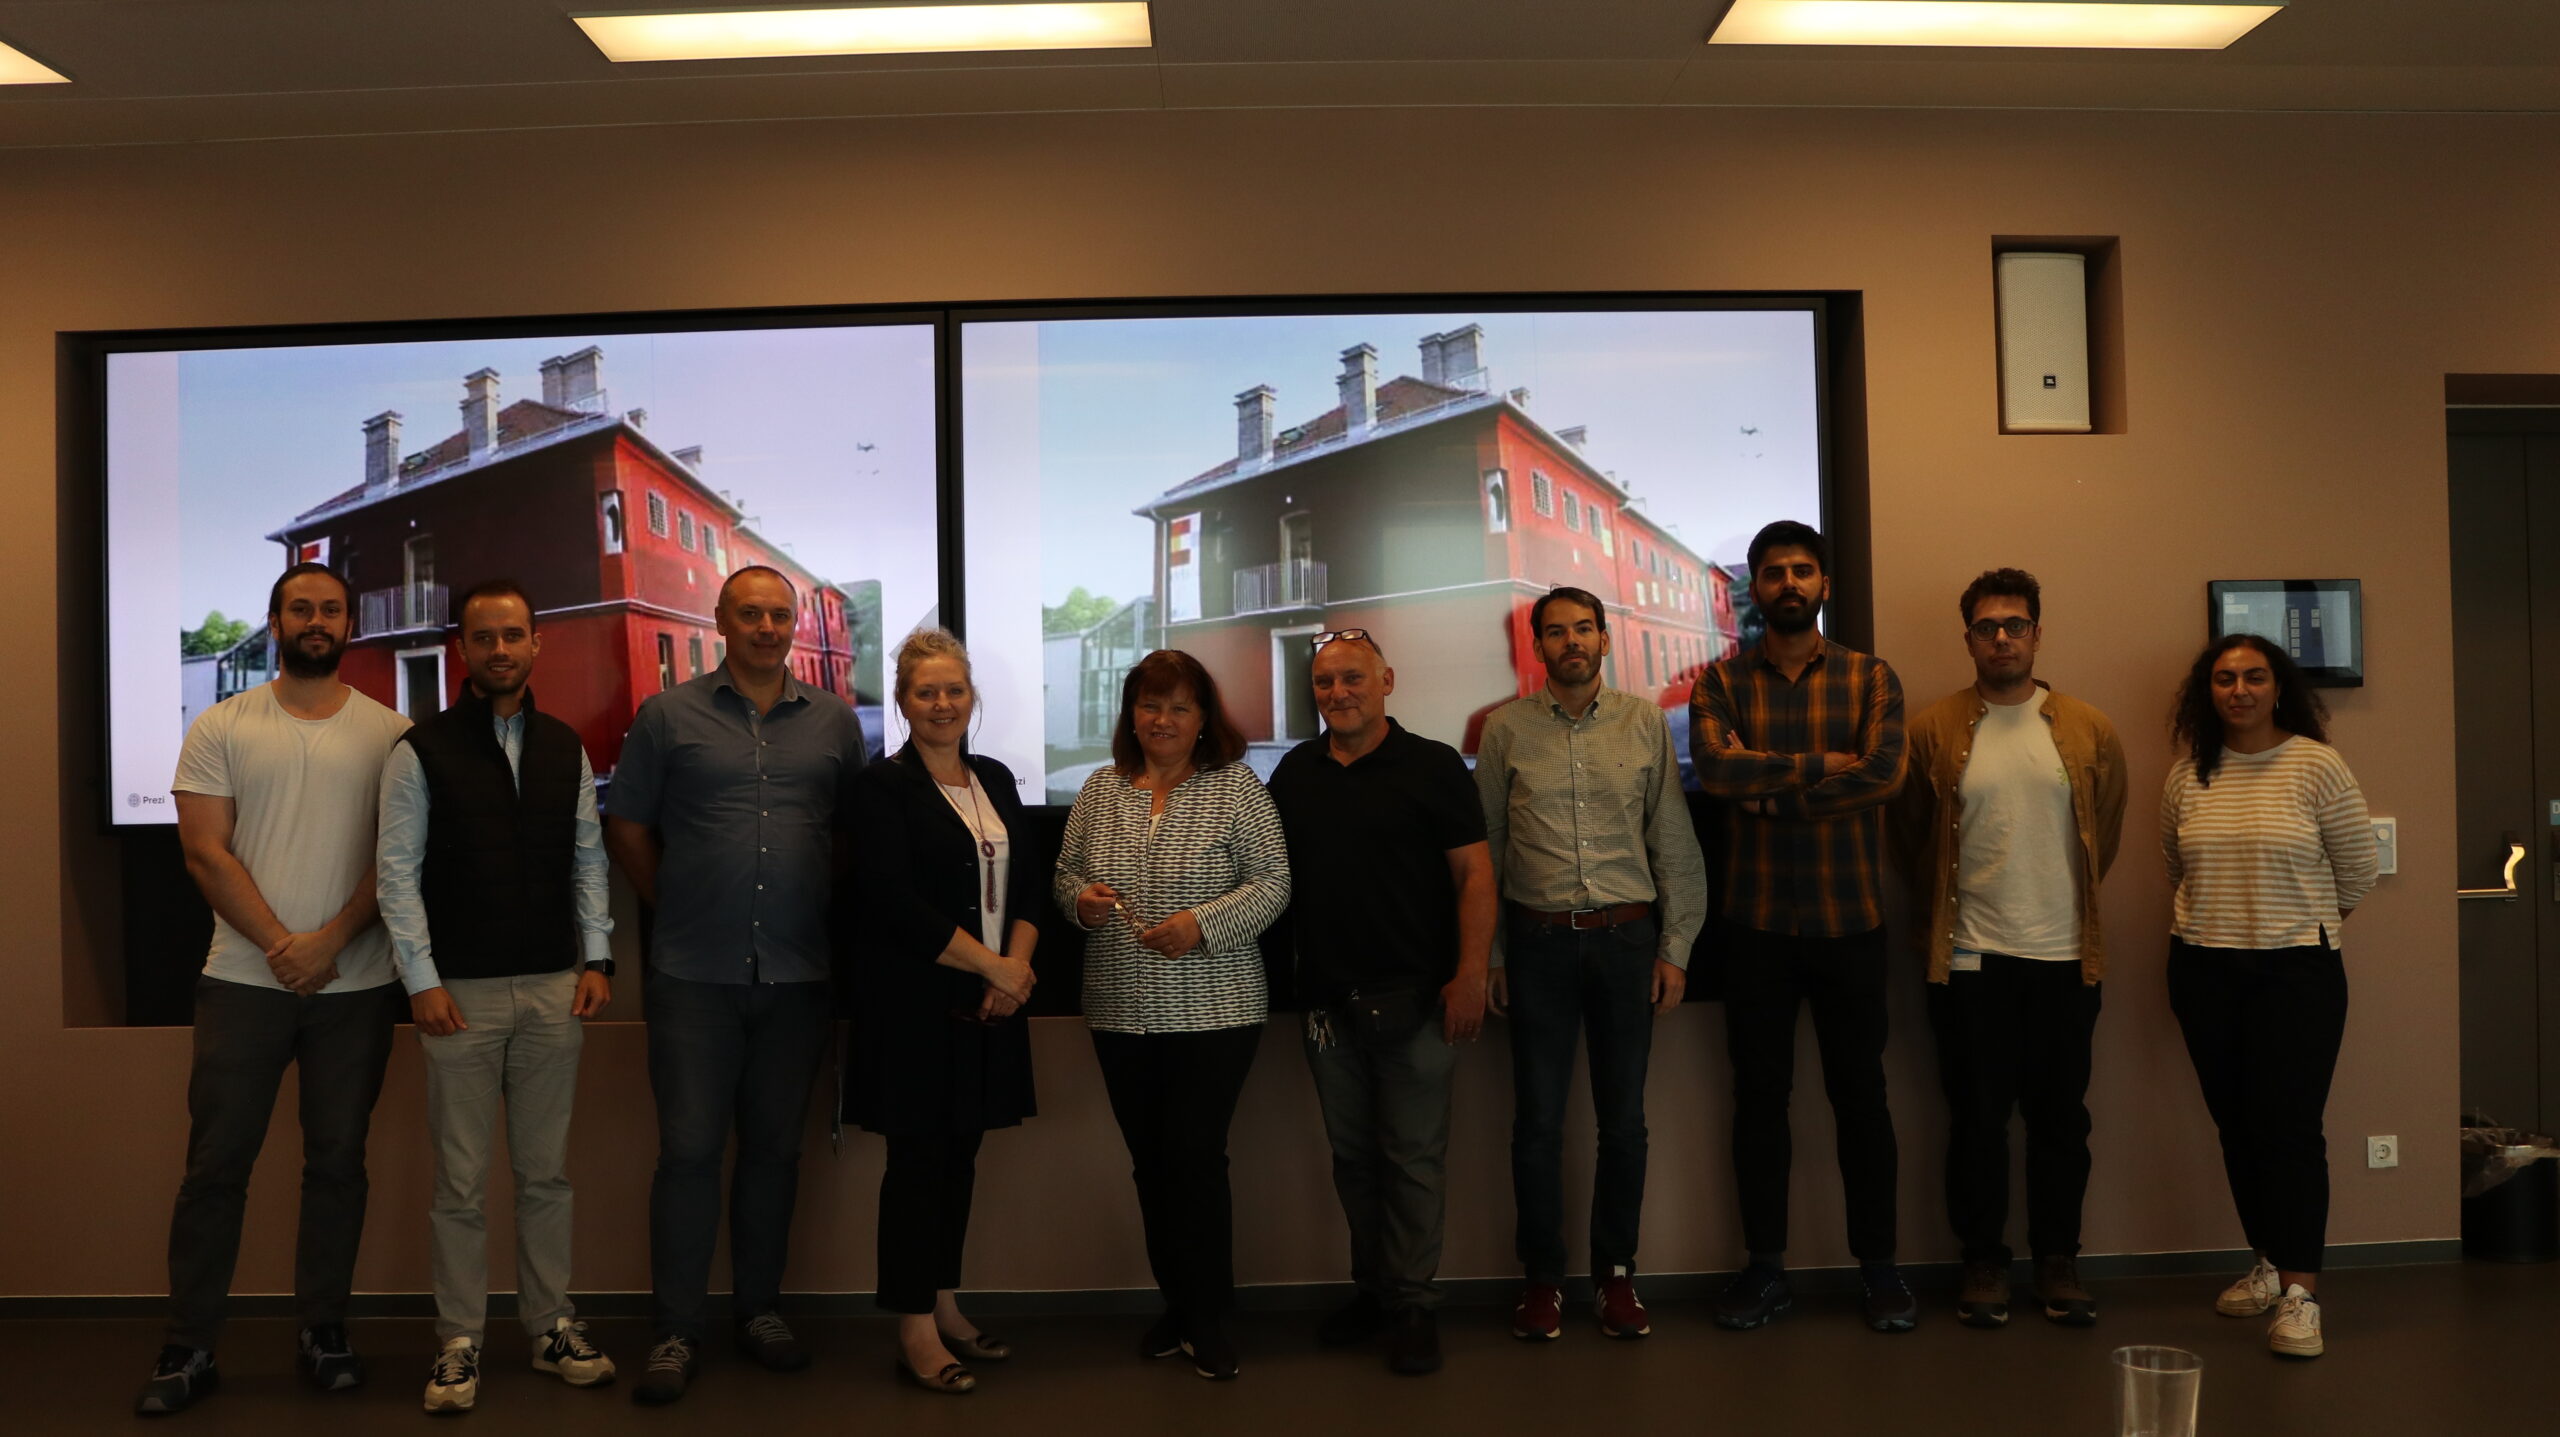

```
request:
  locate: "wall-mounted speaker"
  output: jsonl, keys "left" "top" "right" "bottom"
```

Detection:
{"left": 1996, "top": 251, "right": 2092, "bottom": 434}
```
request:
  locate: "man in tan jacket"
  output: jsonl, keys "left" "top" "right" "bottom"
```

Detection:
{"left": 1891, "top": 568, "right": 2125, "bottom": 1331}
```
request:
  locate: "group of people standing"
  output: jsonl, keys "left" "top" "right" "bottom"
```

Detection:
{"left": 133, "top": 514, "right": 2378, "bottom": 1417}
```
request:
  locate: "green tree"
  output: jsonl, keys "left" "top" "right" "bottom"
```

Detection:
{"left": 1042, "top": 586, "right": 1118, "bottom": 636}
{"left": 180, "top": 610, "right": 250, "bottom": 658}
{"left": 847, "top": 580, "right": 885, "bottom": 704}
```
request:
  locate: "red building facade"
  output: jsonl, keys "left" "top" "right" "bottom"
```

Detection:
{"left": 1136, "top": 326, "right": 1730, "bottom": 754}
{"left": 267, "top": 346, "right": 859, "bottom": 780}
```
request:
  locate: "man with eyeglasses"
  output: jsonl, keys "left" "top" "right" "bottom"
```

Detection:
{"left": 1691, "top": 520, "right": 1911, "bottom": 1334}
{"left": 1890, "top": 568, "right": 2125, "bottom": 1330}
{"left": 1476, "top": 588, "right": 1706, "bottom": 1344}
{"left": 1265, "top": 628, "right": 1496, "bottom": 1376}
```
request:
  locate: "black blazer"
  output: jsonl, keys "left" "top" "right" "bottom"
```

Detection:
{"left": 838, "top": 744, "right": 1039, "bottom": 1136}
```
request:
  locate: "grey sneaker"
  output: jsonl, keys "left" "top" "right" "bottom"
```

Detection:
{"left": 296, "top": 1323, "right": 366, "bottom": 1391}
{"left": 2218, "top": 1256, "right": 2282, "bottom": 1317}
{"left": 134, "top": 1345, "right": 218, "bottom": 1416}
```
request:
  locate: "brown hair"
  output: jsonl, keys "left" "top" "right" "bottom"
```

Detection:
{"left": 1111, "top": 649, "right": 1247, "bottom": 773}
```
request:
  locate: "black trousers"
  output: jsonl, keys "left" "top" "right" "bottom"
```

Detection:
{"left": 1091, "top": 1024, "right": 1262, "bottom": 1322}
{"left": 164, "top": 976, "right": 402, "bottom": 1350}
{"left": 1722, "top": 923, "right": 1899, "bottom": 1262}
{"left": 1926, "top": 953, "right": 2102, "bottom": 1266}
{"left": 875, "top": 1131, "right": 986, "bottom": 1314}
{"left": 2167, "top": 939, "right": 2348, "bottom": 1275}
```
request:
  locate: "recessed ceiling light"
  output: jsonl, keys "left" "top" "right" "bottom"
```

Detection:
{"left": 1709, "top": 1, "right": 2284, "bottom": 50}
{"left": 0, "top": 36, "right": 70, "bottom": 84}
{"left": 574, "top": 3, "right": 1153, "bottom": 63}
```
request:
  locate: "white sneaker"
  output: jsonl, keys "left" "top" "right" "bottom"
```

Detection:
{"left": 423, "top": 1337, "right": 479, "bottom": 1413}
{"left": 2268, "top": 1284, "right": 2324, "bottom": 1358}
{"left": 2216, "top": 1255, "right": 2282, "bottom": 1317}
{"left": 531, "top": 1318, "right": 616, "bottom": 1387}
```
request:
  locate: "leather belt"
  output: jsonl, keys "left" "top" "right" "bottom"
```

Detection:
{"left": 1512, "top": 901, "right": 1653, "bottom": 931}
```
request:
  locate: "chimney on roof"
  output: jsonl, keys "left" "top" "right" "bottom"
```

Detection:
{"left": 627, "top": 408, "right": 648, "bottom": 430}
{"left": 673, "top": 445, "right": 705, "bottom": 473}
{"left": 1508, "top": 386, "right": 1532, "bottom": 411}
{"left": 1338, "top": 344, "right": 1378, "bottom": 432}
{"left": 1438, "top": 324, "right": 1485, "bottom": 385}
{"left": 363, "top": 411, "right": 403, "bottom": 494}
{"left": 541, "top": 346, "right": 603, "bottom": 408}
{"left": 1235, "top": 385, "right": 1276, "bottom": 465}
{"left": 462, "top": 369, "right": 500, "bottom": 457}
{"left": 1418, "top": 332, "right": 1447, "bottom": 386}
{"left": 1557, "top": 425, "right": 1588, "bottom": 452}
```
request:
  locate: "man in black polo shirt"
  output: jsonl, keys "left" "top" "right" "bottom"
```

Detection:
{"left": 1266, "top": 629, "right": 1495, "bottom": 1377}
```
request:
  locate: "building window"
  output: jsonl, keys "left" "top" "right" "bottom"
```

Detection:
{"left": 688, "top": 634, "right": 705, "bottom": 677}
{"left": 1595, "top": 515, "right": 1612, "bottom": 558}
{"left": 1483, "top": 470, "right": 1509, "bottom": 533}
{"left": 1562, "top": 491, "right": 1581, "bottom": 532}
{"left": 599, "top": 490, "right": 626, "bottom": 556}
{"left": 1632, "top": 537, "right": 1645, "bottom": 570}
{"left": 646, "top": 491, "right": 669, "bottom": 538}
{"left": 1643, "top": 632, "right": 1656, "bottom": 687}
{"left": 1531, "top": 470, "right": 1554, "bottom": 518}
{"left": 678, "top": 511, "right": 696, "bottom": 552}
{"left": 704, "top": 524, "right": 723, "bottom": 567}
{"left": 656, "top": 633, "right": 676, "bottom": 691}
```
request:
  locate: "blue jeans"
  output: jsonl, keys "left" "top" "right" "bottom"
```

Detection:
{"left": 1505, "top": 913, "right": 1658, "bottom": 1285}
{"left": 644, "top": 974, "right": 832, "bottom": 1339}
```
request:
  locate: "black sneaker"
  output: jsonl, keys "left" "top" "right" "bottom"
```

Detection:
{"left": 734, "top": 1311, "right": 811, "bottom": 1372}
{"left": 1317, "top": 1292, "right": 1388, "bottom": 1346}
{"left": 135, "top": 1345, "right": 218, "bottom": 1416}
{"left": 1384, "top": 1308, "right": 1442, "bottom": 1376}
{"left": 297, "top": 1323, "right": 366, "bottom": 1391}
{"left": 632, "top": 1335, "right": 696, "bottom": 1406}
{"left": 1181, "top": 1318, "right": 1240, "bottom": 1381}
{"left": 1862, "top": 1263, "right": 1920, "bottom": 1333}
{"left": 1139, "top": 1310, "right": 1186, "bottom": 1360}
{"left": 1713, "top": 1265, "right": 1794, "bottom": 1330}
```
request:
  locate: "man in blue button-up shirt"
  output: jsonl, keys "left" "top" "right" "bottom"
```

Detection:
{"left": 603, "top": 566, "right": 865, "bottom": 1405}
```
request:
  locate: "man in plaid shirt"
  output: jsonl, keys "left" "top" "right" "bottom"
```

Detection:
{"left": 1688, "top": 520, "right": 1913, "bottom": 1335}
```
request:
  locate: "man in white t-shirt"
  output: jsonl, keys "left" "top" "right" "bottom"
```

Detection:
{"left": 136, "top": 563, "right": 414, "bottom": 1417}
{"left": 1890, "top": 568, "right": 2126, "bottom": 1333}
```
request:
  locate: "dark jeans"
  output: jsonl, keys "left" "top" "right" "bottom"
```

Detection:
{"left": 1926, "top": 954, "right": 2102, "bottom": 1266}
{"left": 1091, "top": 1024, "right": 1262, "bottom": 1322}
{"left": 164, "top": 976, "right": 401, "bottom": 1350}
{"left": 1305, "top": 995, "right": 1459, "bottom": 1312}
{"left": 875, "top": 1131, "right": 984, "bottom": 1314}
{"left": 1506, "top": 913, "right": 1658, "bottom": 1285}
{"left": 2167, "top": 939, "right": 2348, "bottom": 1275}
{"left": 645, "top": 974, "right": 832, "bottom": 1339}
{"left": 1723, "top": 923, "right": 1898, "bottom": 1262}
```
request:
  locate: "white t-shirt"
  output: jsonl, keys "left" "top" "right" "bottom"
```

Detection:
{"left": 172, "top": 683, "right": 412, "bottom": 992}
{"left": 939, "top": 774, "right": 1012, "bottom": 950}
{"left": 1953, "top": 691, "right": 2083, "bottom": 963}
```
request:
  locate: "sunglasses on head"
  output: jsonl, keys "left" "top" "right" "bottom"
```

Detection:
{"left": 1309, "top": 628, "right": 1382, "bottom": 657}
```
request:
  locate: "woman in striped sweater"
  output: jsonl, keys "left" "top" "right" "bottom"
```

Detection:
{"left": 2161, "top": 634, "right": 2378, "bottom": 1360}
{"left": 1054, "top": 650, "right": 1291, "bottom": 1382}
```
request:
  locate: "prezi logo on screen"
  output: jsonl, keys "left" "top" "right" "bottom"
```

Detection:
{"left": 127, "top": 792, "right": 169, "bottom": 809}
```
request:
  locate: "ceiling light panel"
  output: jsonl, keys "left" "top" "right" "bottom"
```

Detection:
{"left": 0, "top": 36, "right": 69, "bottom": 84}
{"left": 1710, "top": 1, "right": 2284, "bottom": 51}
{"left": 576, "top": 4, "right": 1154, "bottom": 63}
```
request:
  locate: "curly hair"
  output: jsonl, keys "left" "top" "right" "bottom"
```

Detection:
{"left": 1959, "top": 567, "right": 2040, "bottom": 626}
{"left": 2169, "top": 632, "right": 2327, "bottom": 787}
{"left": 1111, "top": 650, "right": 1248, "bottom": 773}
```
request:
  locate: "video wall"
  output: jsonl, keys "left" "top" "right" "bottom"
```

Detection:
{"left": 91, "top": 300, "right": 1828, "bottom": 826}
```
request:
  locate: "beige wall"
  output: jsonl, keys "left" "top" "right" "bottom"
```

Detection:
{"left": 5, "top": 105, "right": 2547, "bottom": 1300}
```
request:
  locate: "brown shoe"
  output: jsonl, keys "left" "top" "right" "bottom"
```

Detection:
{"left": 1956, "top": 1261, "right": 2010, "bottom": 1328}
{"left": 2036, "top": 1255, "right": 2098, "bottom": 1326}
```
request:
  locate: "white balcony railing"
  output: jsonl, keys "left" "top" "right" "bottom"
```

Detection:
{"left": 1234, "top": 559, "right": 1326, "bottom": 615}
{"left": 361, "top": 582, "right": 449, "bottom": 636}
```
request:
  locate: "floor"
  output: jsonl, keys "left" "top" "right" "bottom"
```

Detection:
{"left": 36, "top": 1261, "right": 2556, "bottom": 1434}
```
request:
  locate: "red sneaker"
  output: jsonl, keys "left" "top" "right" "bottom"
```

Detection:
{"left": 1511, "top": 1283, "right": 1563, "bottom": 1341}
{"left": 1595, "top": 1267, "right": 1651, "bottom": 1339}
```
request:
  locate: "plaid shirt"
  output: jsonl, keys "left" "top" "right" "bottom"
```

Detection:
{"left": 1689, "top": 638, "right": 1905, "bottom": 937}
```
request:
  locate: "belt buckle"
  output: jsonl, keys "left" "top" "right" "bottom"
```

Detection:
{"left": 1568, "top": 906, "right": 1605, "bottom": 930}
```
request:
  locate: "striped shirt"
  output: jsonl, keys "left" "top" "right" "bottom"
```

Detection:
{"left": 2162, "top": 737, "right": 2377, "bottom": 951}
{"left": 1474, "top": 686, "right": 1708, "bottom": 969}
{"left": 1690, "top": 638, "right": 1906, "bottom": 937}
{"left": 1052, "top": 761, "right": 1293, "bottom": 1034}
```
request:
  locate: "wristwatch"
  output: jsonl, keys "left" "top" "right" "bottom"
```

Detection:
{"left": 584, "top": 959, "right": 616, "bottom": 978}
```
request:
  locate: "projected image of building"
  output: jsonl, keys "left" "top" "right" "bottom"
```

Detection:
{"left": 266, "top": 345, "right": 878, "bottom": 779}
{"left": 1131, "top": 325, "right": 1736, "bottom": 759}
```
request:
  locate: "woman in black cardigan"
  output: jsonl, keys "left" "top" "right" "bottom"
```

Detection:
{"left": 842, "top": 628, "right": 1039, "bottom": 1395}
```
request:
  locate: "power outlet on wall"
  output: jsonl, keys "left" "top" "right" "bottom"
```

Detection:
{"left": 2368, "top": 1135, "right": 2400, "bottom": 1169}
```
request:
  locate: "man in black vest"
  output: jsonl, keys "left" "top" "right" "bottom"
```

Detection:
{"left": 376, "top": 579, "right": 618, "bottom": 1415}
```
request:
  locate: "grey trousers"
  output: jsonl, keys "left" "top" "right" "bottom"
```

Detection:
{"left": 1304, "top": 1000, "right": 1459, "bottom": 1313}
{"left": 419, "top": 971, "right": 585, "bottom": 1345}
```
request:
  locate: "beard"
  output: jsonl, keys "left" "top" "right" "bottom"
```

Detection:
{"left": 279, "top": 628, "right": 345, "bottom": 678}
{"left": 1763, "top": 593, "right": 1823, "bottom": 636}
